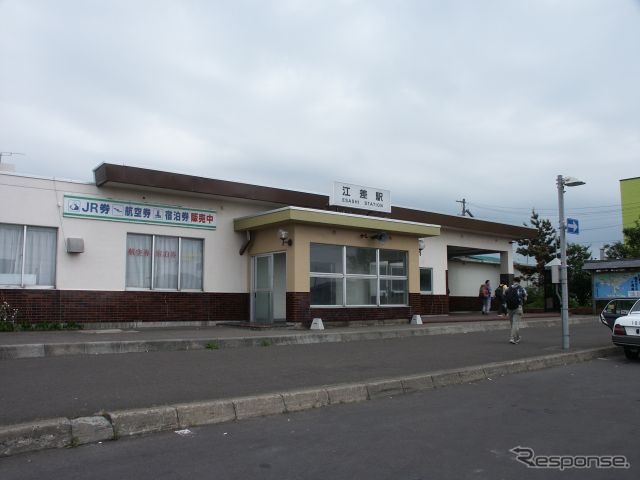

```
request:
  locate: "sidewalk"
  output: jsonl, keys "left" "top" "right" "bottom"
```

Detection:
{"left": 0, "top": 313, "right": 617, "bottom": 457}
{"left": 0, "top": 311, "right": 573, "bottom": 359}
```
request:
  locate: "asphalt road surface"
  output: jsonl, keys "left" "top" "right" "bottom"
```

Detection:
{"left": 0, "top": 322, "right": 610, "bottom": 424}
{"left": 2, "top": 354, "right": 638, "bottom": 479}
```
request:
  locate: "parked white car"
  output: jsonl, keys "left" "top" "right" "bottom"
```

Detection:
{"left": 611, "top": 298, "right": 640, "bottom": 360}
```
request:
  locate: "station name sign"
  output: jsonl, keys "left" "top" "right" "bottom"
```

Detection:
{"left": 63, "top": 195, "right": 217, "bottom": 230}
{"left": 330, "top": 182, "right": 391, "bottom": 213}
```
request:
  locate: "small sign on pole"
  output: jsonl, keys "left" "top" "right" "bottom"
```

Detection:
{"left": 566, "top": 218, "right": 579, "bottom": 234}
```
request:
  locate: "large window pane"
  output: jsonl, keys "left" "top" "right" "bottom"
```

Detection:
{"left": 346, "top": 247, "right": 376, "bottom": 275}
{"left": 0, "top": 224, "right": 24, "bottom": 284}
{"left": 154, "top": 236, "right": 179, "bottom": 289}
{"left": 126, "top": 234, "right": 152, "bottom": 288}
{"left": 0, "top": 224, "right": 56, "bottom": 287}
{"left": 24, "top": 227, "right": 57, "bottom": 286}
{"left": 379, "top": 250, "right": 407, "bottom": 276}
{"left": 180, "top": 238, "right": 203, "bottom": 290}
{"left": 346, "top": 278, "right": 376, "bottom": 305}
{"left": 310, "top": 244, "right": 343, "bottom": 274}
{"left": 309, "top": 244, "right": 408, "bottom": 307}
{"left": 127, "top": 234, "right": 203, "bottom": 291}
{"left": 380, "top": 279, "right": 407, "bottom": 305}
{"left": 310, "top": 277, "right": 343, "bottom": 306}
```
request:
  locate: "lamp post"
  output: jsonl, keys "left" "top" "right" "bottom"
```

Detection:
{"left": 557, "top": 175, "right": 585, "bottom": 350}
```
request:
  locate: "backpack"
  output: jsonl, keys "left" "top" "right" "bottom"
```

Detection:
{"left": 505, "top": 285, "right": 522, "bottom": 310}
{"left": 495, "top": 285, "right": 504, "bottom": 301}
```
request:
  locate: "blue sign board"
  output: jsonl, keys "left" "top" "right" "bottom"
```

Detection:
{"left": 566, "top": 218, "right": 579, "bottom": 234}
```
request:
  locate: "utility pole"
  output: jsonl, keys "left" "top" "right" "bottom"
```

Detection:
{"left": 456, "top": 198, "right": 474, "bottom": 218}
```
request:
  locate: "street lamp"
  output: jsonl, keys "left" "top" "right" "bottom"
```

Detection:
{"left": 557, "top": 175, "right": 585, "bottom": 350}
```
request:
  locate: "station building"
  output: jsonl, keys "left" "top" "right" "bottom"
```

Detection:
{"left": 0, "top": 163, "right": 535, "bottom": 326}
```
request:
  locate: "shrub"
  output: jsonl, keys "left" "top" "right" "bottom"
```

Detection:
{"left": 0, "top": 300, "right": 19, "bottom": 331}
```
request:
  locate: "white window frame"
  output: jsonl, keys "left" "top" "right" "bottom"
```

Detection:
{"left": 310, "top": 244, "right": 408, "bottom": 307}
{"left": 0, "top": 223, "right": 57, "bottom": 288}
{"left": 125, "top": 233, "right": 204, "bottom": 291}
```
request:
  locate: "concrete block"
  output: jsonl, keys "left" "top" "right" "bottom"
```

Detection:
{"left": 0, "top": 344, "right": 45, "bottom": 360}
{"left": 233, "top": 394, "right": 286, "bottom": 420}
{"left": 70, "top": 416, "right": 114, "bottom": 445}
{"left": 431, "top": 371, "right": 462, "bottom": 388}
{"left": 0, "top": 418, "right": 71, "bottom": 457}
{"left": 310, "top": 318, "right": 325, "bottom": 330}
{"left": 366, "top": 379, "right": 404, "bottom": 399}
{"left": 282, "top": 389, "right": 330, "bottom": 412}
{"left": 458, "top": 367, "right": 487, "bottom": 383}
{"left": 107, "top": 406, "right": 178, "bottom": 437}
{"left": 523, "top": 357, "right": 549, "bottom": 372}
{"left": 538, "top": 355, "right": 568, "bottom": 369}
{"left": 326, "top": 384, "right": 369, "bottom": 404}
{"left": 44, "top": 343, "right": 86, "bottom": 357}
{"left": 401, "top": 374, "right": 435, "bottom": 394}
{"left": 483, "top": 361, "right": 525, "bottom": 378}
{"left": 175, "top": 400, "right": 236, "bottom": 427}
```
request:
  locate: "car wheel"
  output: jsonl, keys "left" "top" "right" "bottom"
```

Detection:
{"left": 624, "top": 347, "right": 639, "bottom": 360}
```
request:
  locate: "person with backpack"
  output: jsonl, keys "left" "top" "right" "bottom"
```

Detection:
{"left": 505, "top": 277, "right": 527, "bottom": 344}
{"left": 495, "top": 283, "right": 507, "bottom": 317}
{"left": 479, "top": 280, "right": 492, "bottom": 315}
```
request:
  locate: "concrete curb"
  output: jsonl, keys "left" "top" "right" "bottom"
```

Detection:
{"left": 0, "top": 317, "right": 598, "bottom": 360}
{"left": 0, "top": 345, "right": 619, "bottom": 458}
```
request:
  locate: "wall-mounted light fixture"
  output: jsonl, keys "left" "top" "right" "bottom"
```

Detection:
{"left": 278, "top": 228, "right": 292, "bottom": 246}
{"left": 418, "top": 238, "right": 426, "bottom": 256}
{"left": 370, "top": 231, "right": 389, "bottom": 243}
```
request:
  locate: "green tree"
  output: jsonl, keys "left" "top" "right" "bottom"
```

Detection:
{"left": 604, "top": 219, "right": 640, "bottom": 259}
{"left": 516, "top": 209, "right": 558, "bottom": 286}
{"left": 567, "top": 243, "right": 592, "bottom": 305}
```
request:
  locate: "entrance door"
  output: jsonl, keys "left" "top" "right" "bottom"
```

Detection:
{"left": 251, "top": 252, "right": 286, "bottom": 324}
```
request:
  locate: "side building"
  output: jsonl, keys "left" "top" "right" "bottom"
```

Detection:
{"left": 620, "top": 176, "right": 640, "bottom": 230}
{"left": 0, "top": 164, "right": 535, "bottom": 326}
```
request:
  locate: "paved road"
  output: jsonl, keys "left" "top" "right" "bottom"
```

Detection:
{"left": 2, "top": 354, "right": 637, "bottom": 479}
{"left": 0, "top": 321, "right": 610, "bottom": 425}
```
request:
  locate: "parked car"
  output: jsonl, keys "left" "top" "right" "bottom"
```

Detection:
{"left": 610, "top": 299, "right": 640, "bottom": 360}
{"left": 600, "top": 298, "right": 639, "bottom": 329}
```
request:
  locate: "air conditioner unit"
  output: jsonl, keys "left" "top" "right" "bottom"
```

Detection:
{"left": 66, "top": 237, "right": 85, "bottom": 254}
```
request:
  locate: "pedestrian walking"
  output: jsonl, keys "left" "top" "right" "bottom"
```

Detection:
{"left": 505, "top": 277, "right": 527, "bottom": 344}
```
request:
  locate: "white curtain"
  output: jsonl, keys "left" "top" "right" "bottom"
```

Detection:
{"left": 126, "top": 234, "right": 152, "bottom": 288}
{"left": 0, "top": 224, "right": 24, "bottom": 283}
{"left": 126, "top": 234, "right": 202, "bottom": 290}
{"left": 154, "top": 236, "right": 179, "bottom": 289}
{"left": 180, "top": 238, "right": 203, "bottom": 290}
{"left": 24, "top": 227, "right": 57, "bottom": 286}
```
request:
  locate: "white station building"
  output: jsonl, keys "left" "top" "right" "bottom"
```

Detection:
{"left": 0, "top": 164, "right": 535, "bottom": 326}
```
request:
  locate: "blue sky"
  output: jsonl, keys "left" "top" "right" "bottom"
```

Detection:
{"left": 1, "top": 0, "right": 639, "bottom": 254}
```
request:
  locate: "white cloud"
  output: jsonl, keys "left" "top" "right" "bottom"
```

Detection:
{"left": 1, "top": 0, "right": 638, "bottom": 251}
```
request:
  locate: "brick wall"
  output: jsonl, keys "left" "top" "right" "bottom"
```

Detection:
{"left": 286, "top": 292, "right": 422, "bottom": 326}
{"left": 449, "top": 295, "right": 498, "bottom": 312}
{"left": 418, "top": 294, "right": 449, "bottom": 315}
{"left": 0, "top": 290, "right": 249, "bottom": 324}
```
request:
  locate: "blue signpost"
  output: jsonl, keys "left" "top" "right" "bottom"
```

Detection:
{"left": 566, "top": 218, "right": 579, "bottom": 234}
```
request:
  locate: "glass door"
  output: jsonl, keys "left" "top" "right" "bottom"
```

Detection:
{"left": 252, "top": 255, "right": 272, "bottom": 324}
{"left": 251, "top": 252, "right": 286, "bottom": 325}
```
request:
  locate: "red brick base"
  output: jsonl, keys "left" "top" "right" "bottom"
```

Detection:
{"left": 0, "top": 289, "right": 249, "bottom": 324}
{"left": 286, "top": 292, "right": 449, "bottom": 325}
{"left": 1, "top": 289, "right": 454, "bottom": 325}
